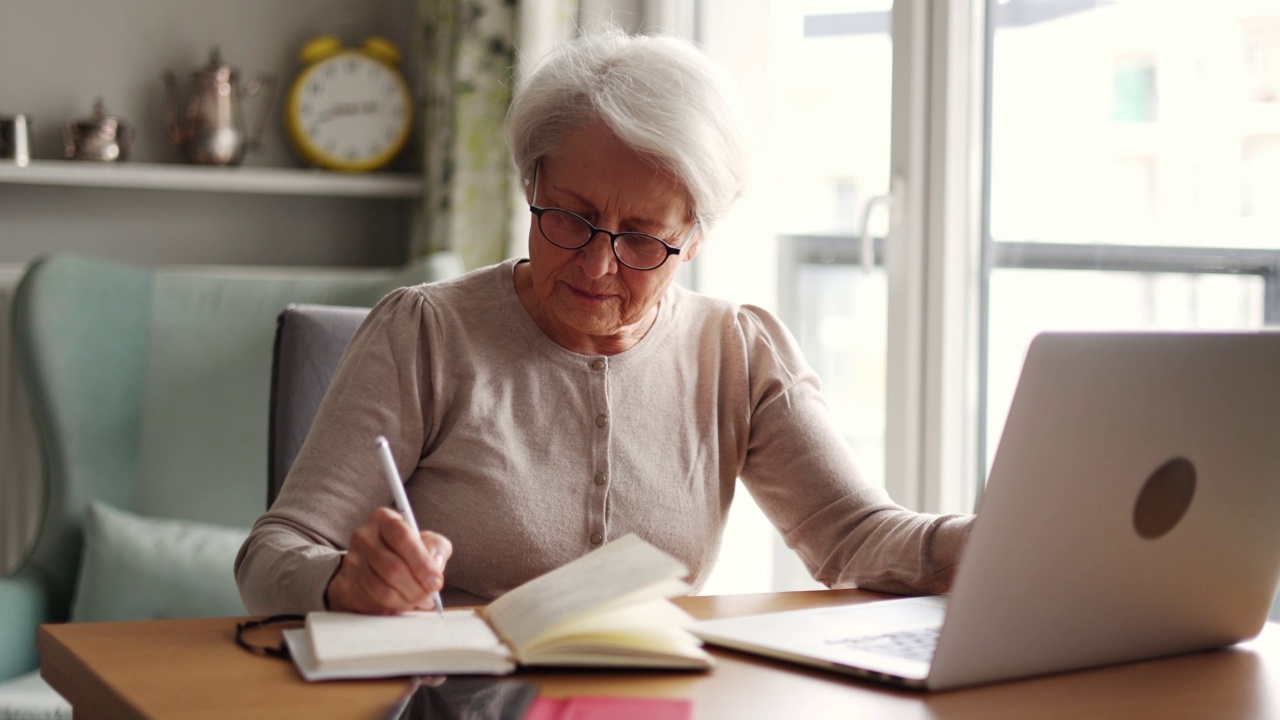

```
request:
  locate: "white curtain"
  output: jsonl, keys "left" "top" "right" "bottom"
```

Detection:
{"left": 415, "top": 0, "right": 580, "bottom": 270}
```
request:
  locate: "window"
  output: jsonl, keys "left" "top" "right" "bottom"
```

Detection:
{"left": 985, "top": 0, "right": 1280, "bottom": 470}
{"left": 686, "top": 0, "right": 1279, "bottom": 596}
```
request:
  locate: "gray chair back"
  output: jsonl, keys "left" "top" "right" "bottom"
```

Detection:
{"left": 267, "top": 304, "right": 370, "bottom": 507}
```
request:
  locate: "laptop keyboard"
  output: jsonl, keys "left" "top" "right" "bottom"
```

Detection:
{"left": 834, "top": 626, "right": 940, "bottom": 663}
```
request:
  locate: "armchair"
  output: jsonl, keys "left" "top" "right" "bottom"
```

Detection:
{"left": 0, "top": 252, "right": 462, "bottom": 716}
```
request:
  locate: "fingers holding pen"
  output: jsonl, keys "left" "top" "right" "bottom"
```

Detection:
{"left": 374, "top": 509, "right": 451, "bottom": 592}
{"left": 326, "top": 509, "right": 451, "bottom": 614}
{"left": 412, "top": 530, "right": 451, "bottom": 611}
{"left": 369, "top": 508, "right": 450, "bottom": 599}
{"left": 420, "top": 530, "right": 453, "bottom": 575}
{"left": 371, "top": 436, "right": 447, "bottom": 614}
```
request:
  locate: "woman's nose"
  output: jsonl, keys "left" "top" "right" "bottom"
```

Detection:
{"left": 577, "top": 230, "right": 618, "bottom": 278}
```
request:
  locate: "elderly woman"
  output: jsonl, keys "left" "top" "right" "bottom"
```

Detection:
{"left": 235, "top": 30, "right": 973, "bottom": 616}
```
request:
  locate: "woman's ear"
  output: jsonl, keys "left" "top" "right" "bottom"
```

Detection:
{"left": 683, "top": 231, "right": 703, "bottom": 261}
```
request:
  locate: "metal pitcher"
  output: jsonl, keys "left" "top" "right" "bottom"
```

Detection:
{"left": 163, "top": 48, "right": 276, "bottom": 166}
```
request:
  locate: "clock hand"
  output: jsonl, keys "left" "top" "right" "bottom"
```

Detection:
{"left": 315, "top": 102, "right": 365, "bottom": 124}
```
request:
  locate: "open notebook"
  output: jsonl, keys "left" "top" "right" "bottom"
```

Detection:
{"left": 284, "top": 534, "right": 713, "bottom": 680}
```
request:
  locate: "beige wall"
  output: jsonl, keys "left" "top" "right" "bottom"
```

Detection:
{"left": 0, "top": 0, "right": 416, "bottom": 268}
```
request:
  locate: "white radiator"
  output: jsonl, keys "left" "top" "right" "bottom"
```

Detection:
{"left": 0, "top": 264, "right": 39, "bottom": 575}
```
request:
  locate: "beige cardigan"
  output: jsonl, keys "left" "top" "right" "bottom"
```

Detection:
{"left": 235, "top": 259, "right": 972, "bottom": 614}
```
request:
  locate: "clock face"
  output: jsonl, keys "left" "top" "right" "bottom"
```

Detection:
{"left": 287, "top": 52, "right": 412, "bottom": 170}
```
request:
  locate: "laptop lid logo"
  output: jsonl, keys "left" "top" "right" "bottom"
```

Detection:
{"left": 1133, "top": 457, "right": 1196, "bottom": 540}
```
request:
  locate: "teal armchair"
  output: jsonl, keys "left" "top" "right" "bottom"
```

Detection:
{"left": 0, "top": 252, "right": 462, "bottom": 714}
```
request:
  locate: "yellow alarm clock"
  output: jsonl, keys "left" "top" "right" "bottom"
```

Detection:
{"left": 284, "top": 36, "right": 413, "bottom": 172}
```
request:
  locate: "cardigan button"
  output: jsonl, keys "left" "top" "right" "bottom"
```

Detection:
{"left": 590, "top": 533, "right": 603, "bottom": 545}
{"left": 591, "top": 358, "right": 606, "bottom": 370}
{"left": 594, "top": 472, "right": 607, "bottom": 486}
{"left": 595, "top": 415, "right": 608, "bottom": 428}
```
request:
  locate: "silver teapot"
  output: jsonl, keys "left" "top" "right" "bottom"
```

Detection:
{"left": 163, "top": 48, "right": 276, "bottom": 166}
{"left": 63, "top": 99, "right": 134, "bottom": 162}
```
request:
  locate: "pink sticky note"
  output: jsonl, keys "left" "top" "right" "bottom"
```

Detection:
{"left": 525, "top": 695, "right": 693, "bottom": 720}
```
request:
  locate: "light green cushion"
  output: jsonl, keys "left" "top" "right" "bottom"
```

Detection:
{"left": 69, "top": 502, "right": 249, "bottom": 622}
{"left": 0, "top": 672, "right": 70, "bottom": 720}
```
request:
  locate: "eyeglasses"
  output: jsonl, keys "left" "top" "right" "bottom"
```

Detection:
{"left": 528, "top": 164, "right": 698, "bottom": 271}
{"left": 234, "top": 614, "right": 304, "bottom": 660}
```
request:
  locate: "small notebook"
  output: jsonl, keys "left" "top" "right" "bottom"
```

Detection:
{"left": 284, "top": 534, "right": 713, "bottom": 681}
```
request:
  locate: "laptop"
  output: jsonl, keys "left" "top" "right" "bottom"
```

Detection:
{"left": 693, "top": 331, "right": 1280, "bottom": 691}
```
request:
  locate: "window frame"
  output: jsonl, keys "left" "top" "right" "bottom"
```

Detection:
{"left": 882, "top": 0, "right": 986, "bottom": 514}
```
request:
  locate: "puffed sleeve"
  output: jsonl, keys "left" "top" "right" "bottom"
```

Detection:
{"left": 235, "top": 286, "right": 439, "bottom": 614}
{"left": 735, "top": 307, "right": 972, "bottom": 595}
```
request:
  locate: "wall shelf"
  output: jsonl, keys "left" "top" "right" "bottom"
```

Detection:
{"left": 0, "top": 160, "right": 423, "bottom": 198}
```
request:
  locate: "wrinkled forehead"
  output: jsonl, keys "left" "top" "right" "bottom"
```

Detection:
{"left": 533, "top": 117, "right": 695, "bottom": 214}
{"left": 535, "top": 122, "right": 694, "bottom": 220}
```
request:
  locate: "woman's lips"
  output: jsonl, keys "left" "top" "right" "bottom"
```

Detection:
{"left": 566, "top": 283, "right": 614, "bottom": 302}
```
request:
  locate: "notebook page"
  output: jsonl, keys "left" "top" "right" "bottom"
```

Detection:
{"left": 484, "top": 534, "right": 689, "bottom": 653}
{"left": 308, "top": 609, "right": 508, "bottom": 663}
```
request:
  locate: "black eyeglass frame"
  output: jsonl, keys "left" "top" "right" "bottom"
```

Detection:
{"left": 527, "top": 163, "right": 699, "bottom": 271}
{"left": 234, "top": 613, "right": 305, "bottom": 660}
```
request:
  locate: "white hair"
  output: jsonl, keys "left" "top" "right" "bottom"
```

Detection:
{"left": 505, "top": 28, "right": 749, "bottom": 230}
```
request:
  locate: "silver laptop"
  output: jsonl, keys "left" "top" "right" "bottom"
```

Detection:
{"left": 694, "top": 331, "right": 1280, "bottom": 691}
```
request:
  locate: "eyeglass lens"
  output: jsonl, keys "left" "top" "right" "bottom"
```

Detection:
{"left": 537, "top": 209, "right": 672, "bottom": 270}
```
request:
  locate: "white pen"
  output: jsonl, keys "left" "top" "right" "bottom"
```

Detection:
{"left": 375, "top": 435, "right": 445, "bottom": 617}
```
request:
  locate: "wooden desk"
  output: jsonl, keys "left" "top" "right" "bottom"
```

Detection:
{"left": 39, "top": 589, "right": 1280, "bottom": 720}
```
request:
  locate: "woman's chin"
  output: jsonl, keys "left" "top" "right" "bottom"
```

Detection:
{"left": 552, "top": 295, "right": 619, "bottom": 327}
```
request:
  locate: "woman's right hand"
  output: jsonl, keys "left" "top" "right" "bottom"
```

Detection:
{"left": 325, "top": 507, "right": 452, "bottom": 614}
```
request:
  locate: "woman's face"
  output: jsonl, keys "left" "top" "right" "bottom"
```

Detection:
{"left": 516, "top": 121, "right": 700, "bottom": 355}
